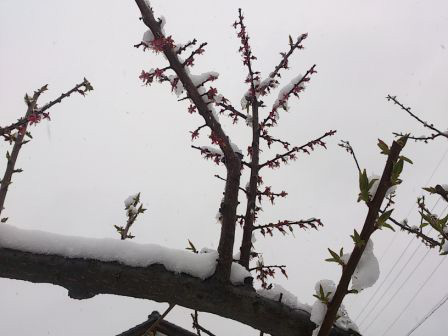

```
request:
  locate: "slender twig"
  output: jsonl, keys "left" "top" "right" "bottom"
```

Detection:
{"left": 386, "top": 215, "right": 439, "bottom": 248}
{"left": 259, "top": 130, "right": 336, "bottom": 169}
{"left": 191, "top": 310, "right": 216, "bottom": 336}
{"left": 387, "top": 95, "right": 448, "bottom": 142}
{"left": 338, "top": 140, "right": 361, "bottom": 173}
{"left": 0, "top": 78, "right": 92, "bottom": 138}
{"left": 0, "top": 88, "right": 45, "bottom": 216}
{"left": 214, "top": 175, "right": 247, "bottom": 194}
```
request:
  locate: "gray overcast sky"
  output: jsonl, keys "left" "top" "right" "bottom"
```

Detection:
{"left": 0, "top": 0, "right": 447, "bottom": 335}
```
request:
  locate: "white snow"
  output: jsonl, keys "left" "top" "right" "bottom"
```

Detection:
{"left": 368, "top": 174, "right": 396, "bottom": 199}
{"left": 127, "top": 205, "right": 138, "bottom": 215}
{"left": 230, "top": 141, "right": 243, "bottom": 155}
{"left": 442, "top": 241, "right": 448, "bottom": 253}
{"left": 310, "top": 279, "right": 359, "bottom": 333}
{"left": 311, "top": 300, "right": 327, "bottom": 325}
{"left": 342, "top": 239, "right": 380, "bottom": 291}
{"left": 168, "top": 75, "right": 184, "bottom": 97}
{"left": 257, "top": 283, "right": 311, "bottom": 312}
{"left": 314, "top": 279, "right": 336, "bottom": 300}
{"left": 124, "top": 193, "right": 139, "bottom": 208}
{"left": 272, "top": 74, "right": 304, "bottom": 113}
{"left": 190, "top": 72, "right": 219, "bottom": 87}
{"left": 0, "top": 224, "right": 251, "bottom": 285}
{"left": 199, "top": 146, "right": 223, "bottom": 156}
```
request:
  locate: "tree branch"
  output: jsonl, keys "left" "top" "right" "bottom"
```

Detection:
{"left": 134, "top": 0, "right": 242, "bottom": 281}
{"left": 0, "top": 247, "right": 359, "bottom": 336}
{"left": 317, "top": 140, "right": 405, "bottom": 336}
{"left": 387, "top": 95, "right": 448, "bottom": 142}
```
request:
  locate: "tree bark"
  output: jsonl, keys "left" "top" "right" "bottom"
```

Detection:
{"left": 0, "top": 247, "right": 360, "bottom": 336}
{"left": 317, "top": 140, "right": 404, "bottom": 336}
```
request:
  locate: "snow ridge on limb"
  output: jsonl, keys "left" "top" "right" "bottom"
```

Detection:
{"left": 0, "top": 241, "right": 359, "bottom": 336}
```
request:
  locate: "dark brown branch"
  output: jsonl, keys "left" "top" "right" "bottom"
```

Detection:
{"left": 135, "top": 0, "right": 242, "bottom": 281}
{"left": 254, "top": 219, "right": 323, "bottom": 236}
{"left": 387, "top": 215, "right": 440, "bottom": 248}
{"left": 387, "top": 95, "right": 448, "bottom": 142}
{"left": 0, "top": 78, "right": 92, "bottom": 138}
{"left": 261, "top": 64, "right": 317, "bottom": 127}
{"left": 216, "top": 102, "right": 247, "bottom": 120}
{"left": 317, "top": 140, "right": 405, "bottom": 336}
{"left": 338, "top": 140, "right": 361, "bottom": 173}
{"left": 259, "top": 130, "right": 336, "bottom": 169}
{"left": 176, "top": 39, "right": 197, "bottom": 55}
{"left": 191, "top": 311, "right": 216, "bottom": 336}
{"left": 259, "top": 33, "right": 308, "bottom": 94}
{"left": 0, "top": 247, "right": 359, "bottom": 336}
{"left": 0, "top": 88, "right": 44, "bottom": 216}
{"left": 392, "top": 131, "right": 444, "bottom": 142}
{"left": 214, "top": 175, "right": 247, "bottom": 194}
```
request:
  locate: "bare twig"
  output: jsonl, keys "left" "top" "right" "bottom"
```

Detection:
{"left": 387, "top": 95, "right": 448, "bottom": 142}
{"left": 191, "top": 310, "right": 216, "bottom": 336}
{"left": 259, "top": 130, "right": 336, "bottom": 169}
{"left": 0, "top": 78, "right": 93, "bottom": 138}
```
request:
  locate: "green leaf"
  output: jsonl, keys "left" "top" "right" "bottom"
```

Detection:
{"left": 391, "top": 159, "right": 404, "bottom": 185}
{"left": 382, "top": 223, "right": 396, "bottom": 231}
{"left": 423, "top": 187, "right": 437, "bottom": 194}
{"left": 377, "top": 139, "right": 389, "bottom": 155}
{"left": 358, "top": 169, "right": 370, "bottom": 203}
{"left": 400, "top": 155, "right": 413, "bottom": 164}
{"left": 350, "top": 229, "right": 365, "bottom": 248}
{"left": 377, "top": 209, "right": 394, "bottom": 228}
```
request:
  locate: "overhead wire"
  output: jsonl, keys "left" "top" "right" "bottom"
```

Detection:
{"left": 354, "top": 147, "right": 448, "bottom": 323}
{"left": 355, "top": 198, "right": 442, "bottom": 324}
{"left": 380, "top": 255, "right": 447, "bottom": 336}
{"left": 362, "top": 204, "right": 448, "bottom": 333}
{"left": 404, "top": 292, "right": 448, "bottom": 336}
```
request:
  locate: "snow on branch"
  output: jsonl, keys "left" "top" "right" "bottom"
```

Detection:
{"left": 0, "top": 227, "right": 359, "bottom": 336}
{"left": 134, "top": 0, "right": 243, "bottom": 281}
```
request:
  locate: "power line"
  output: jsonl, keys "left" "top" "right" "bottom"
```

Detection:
{"left": 362, "top": 203, "right": 447, "bottom": 333}
{"left": 380, "top": 255, "right": 447, "bottom": 336}
{"left": 356, "top": 198, "right": 442, "bottom": 324}
{"left": 355, "top": 148, "right": 448, "bottom": 322}
{"left": 405, "top": 292, "right": 448, "bottom": 336}
{"left": 358, "top": 237, "right": 423, "bottom": 327}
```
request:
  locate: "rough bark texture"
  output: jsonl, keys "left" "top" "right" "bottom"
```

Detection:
{"left": 0, "top": 247, "right": 360, "bottom": 336}
{"left": 317, "top": 140, "right": 404, "bottom": 336}
{"left": 135, "top": 0, "right": 242, "bottom": 281}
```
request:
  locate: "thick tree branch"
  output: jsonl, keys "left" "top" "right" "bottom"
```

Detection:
{"left": 317, "top": 140, "right": 405, "bottom": 336}
{"left": 135, "top": 0, "right": 241, "bottom": 281}
{"left": 0, "top": 247, "right": 359, "bottom": 336}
